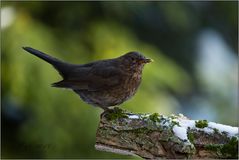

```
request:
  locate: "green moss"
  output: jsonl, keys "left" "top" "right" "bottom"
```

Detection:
{"left": 105, "top": 107, "right": 128, "bottom": 121}
{"left": 195, "top": 120, "right": 208, "bottom": 128}
{"left": 205, "top": 137, "right": 238, "bottom": 158}
{"left": 204, "top": 144, "right": 220, "bottom": 152}
{"left": 221, "top": 136, "right": 238, "bottom": 158}
{"left": 149, "top": 113, "right": 160, "bottom": 122}
{"left": 169, "top": 114, "right": 178, "bottom": 119}
{"left": 141, "top": 114, "right": 149, "bottom": 121}
{"left": 187, "top": 132, "right": 195, "bottom": 143}
{"left": 213, "top": 128, "right": 219, "bottom": 134}
{"left": 172, "top": 120, "right": 180, "bottom": 127}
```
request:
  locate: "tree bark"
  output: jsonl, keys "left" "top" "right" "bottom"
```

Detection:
{"left": 95, "top": 108, "right": 238, "bottom": 159}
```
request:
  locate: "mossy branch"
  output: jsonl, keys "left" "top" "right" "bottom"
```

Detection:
{"left": 95, "top": 108, "right": 238, "bottom": 159}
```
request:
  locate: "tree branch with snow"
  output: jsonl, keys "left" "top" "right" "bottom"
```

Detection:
{"left": 95, "top": 108, "right": 238, "bottom": 159}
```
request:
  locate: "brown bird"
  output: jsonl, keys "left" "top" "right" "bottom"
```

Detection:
{"left": 22, "top": 47, "right": 152, "bottom": 110}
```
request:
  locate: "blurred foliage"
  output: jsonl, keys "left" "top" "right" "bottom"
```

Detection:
{"left": 1, "top": 1, "right": 238, "bottom": 159}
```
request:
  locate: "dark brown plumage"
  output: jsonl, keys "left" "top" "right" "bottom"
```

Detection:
{"left": 22, "top": 47, "right": 152, "bottom": 110}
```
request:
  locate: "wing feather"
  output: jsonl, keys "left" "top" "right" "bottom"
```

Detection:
{"left": 52, "top": 61, "right": 124, "bottom": 91}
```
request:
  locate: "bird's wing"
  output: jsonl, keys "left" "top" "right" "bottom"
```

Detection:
{"left": 52, "top": 62, "right": 124, "bottom": 91}
{"left": 87, "top": 65, "right": 123, "bottom": 91}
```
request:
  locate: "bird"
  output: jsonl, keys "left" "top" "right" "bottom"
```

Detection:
{"left": 22, "top": 47, "right": 152, "bottom": 110}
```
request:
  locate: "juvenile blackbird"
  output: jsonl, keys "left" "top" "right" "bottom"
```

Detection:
{"left": 23, "top": 47, "right": 152, "bottom": 110}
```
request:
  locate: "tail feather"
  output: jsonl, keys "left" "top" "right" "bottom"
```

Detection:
{"left": 22, "top": 47, "right": 71, "bottom": 78}
{"left": 23, "top": 47, "right": 63, "bottom": 65}
{"left": 51, "top": 80, "right": 69, "bottom": 88}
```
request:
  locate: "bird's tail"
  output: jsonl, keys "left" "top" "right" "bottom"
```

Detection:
{"left": 22, "top": 47, "right": 72, "bottom": 78}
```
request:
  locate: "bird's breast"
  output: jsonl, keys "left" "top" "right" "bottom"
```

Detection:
{"left": 122, "top": 72, "right": 142, "bottom": 97}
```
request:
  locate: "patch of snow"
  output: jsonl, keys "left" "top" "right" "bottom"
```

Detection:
{"left": 172, "top": 119, "right": 195, "bottom": 141}
{"left": 128, "top": 115, "right": 139, "bottom": 119}
{"left": 129, "top": 113, "right": 238, "bottom": 142}
{"left": 202, "top": 127, "right": 214, "bottom": 134}
{"left": 172, "top": 118, "right": 238, "bottom": 141}
{"left": 173, "top": 126, "right": 188, "bottom": 141}
{"left": 208, "top": 122, "right": 238, "bottom": 136}
{"left": 178, "top": 119, "right": 195, "bottom": 128}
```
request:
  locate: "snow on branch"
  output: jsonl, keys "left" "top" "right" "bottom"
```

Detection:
{"left": 95, "top": 108, "right": 238, "bottom": 159}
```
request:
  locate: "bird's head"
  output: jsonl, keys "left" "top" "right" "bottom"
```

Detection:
{"left": 119, "top": 52, "right": 153, "bottom": 68}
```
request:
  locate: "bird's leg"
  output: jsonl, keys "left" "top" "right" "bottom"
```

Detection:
{"left": 99, "top": 106, "right": 109, "bottom": 111}
{"left": 100, "top": 106, "right": 110, "bottom": 119}
{"left": 99, "top": 106, "right": 117, "bottom": 119}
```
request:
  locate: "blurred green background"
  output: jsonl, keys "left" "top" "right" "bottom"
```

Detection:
{"left": 1, "top": 1, "right": 238, "bottom": 159}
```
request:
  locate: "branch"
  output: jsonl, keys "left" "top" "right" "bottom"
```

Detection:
{"left": 95, "top": 108, "right": 238, "bottom": 159}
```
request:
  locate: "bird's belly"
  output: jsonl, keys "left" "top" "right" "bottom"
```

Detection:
{"left": 79, "top": 91, "right": 122, "bottom": 106}
{"left": 73, "top": 77, "right": 141, "bottom": 108}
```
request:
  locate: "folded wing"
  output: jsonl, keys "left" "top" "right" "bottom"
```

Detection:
{"left": 52, "top": 61, "right": 124, "bottom": 91}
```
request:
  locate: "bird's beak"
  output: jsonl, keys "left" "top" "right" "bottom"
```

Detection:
{"left": 143, "top": 58, "right": 153, "bottom": 63}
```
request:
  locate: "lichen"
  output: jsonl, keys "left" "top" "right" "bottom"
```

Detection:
{"left": 105, "top": 107, "right": 128, "bottom": 121}
{"left": 195, "top": 120, "right": 208, "bottom": 128}
{"left": 149, "top": 113, "right": 160, "bottom": 122}
{"left": 205, "top": 136, "right": 238, "bottom": 158}
{"left": 169, "top": 136, "right": 183, "bottom": 144}
{"left": 132, "top": 127, "right": 151, "bottom": 134}
{"left": 169, "top": 136, "right": 196, "bottom": 154}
